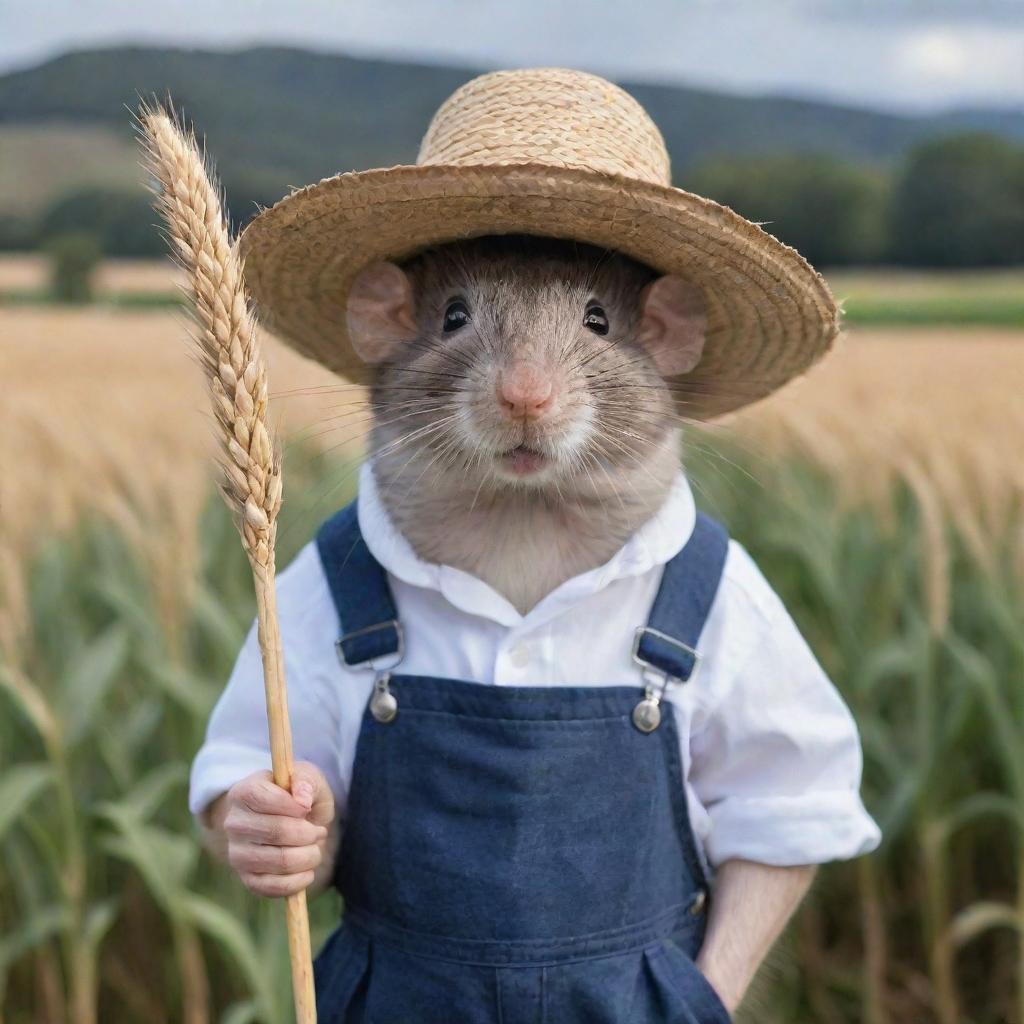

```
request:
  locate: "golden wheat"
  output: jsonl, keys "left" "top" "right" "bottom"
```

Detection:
{"left": 724, "top": 327, "right": 1024, "bottom": 578}
{"left": 136, "top": 105, "right": 316, "bottom": 1023}
{"left": 137, "top": 107, "right": 281, "bottom": 571}
{"left": 3, "top": 312, "right": 1021, "bottom": 592}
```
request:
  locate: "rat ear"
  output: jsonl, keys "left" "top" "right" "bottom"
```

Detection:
{"left": 637, "top": 275, "right": 707, "bottom": 377}
{"left": 346, "top": 261, "right": 418, "bottom": 364}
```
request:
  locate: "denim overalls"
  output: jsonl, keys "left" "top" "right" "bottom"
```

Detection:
{"left": 313, "top": 502, "right": 732, "bottom": 1023}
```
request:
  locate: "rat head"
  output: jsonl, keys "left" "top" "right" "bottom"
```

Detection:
{"left": 346, "top": 234, "right": 706, "bottom": 499}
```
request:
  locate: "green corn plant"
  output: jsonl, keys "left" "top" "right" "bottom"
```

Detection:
{"left": 2, "top": 443, "right": 1020, "bottom": 1023}
{"left": 688, "top": 437, "right": 1023, "bottom": 1024}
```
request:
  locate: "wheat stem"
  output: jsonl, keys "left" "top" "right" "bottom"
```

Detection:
{"left": 136, "top": 103, "right": 316, "bottom": 1024}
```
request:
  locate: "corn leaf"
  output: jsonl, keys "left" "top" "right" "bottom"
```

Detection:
{"left": 0, "top": 763, "right": 53, "bottom": 842}
{"left": 60, "top": 624, "right": 131, "bottom": 747}
{"left": 949, "top": 901, "right": 1022, "bottom": 947}
{"left": 220, "top": 1001, "right": 261, "bottom": 1024}
{"left": 179, "top": 892, "right": 277, "bottom": 1019}
{"left": 0, "top": 904, "right": 69, "bottom": 1002}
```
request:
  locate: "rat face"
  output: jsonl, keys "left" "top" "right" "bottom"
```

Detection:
{"left": 345, "top": 235, "right": 706, "bottom": 496}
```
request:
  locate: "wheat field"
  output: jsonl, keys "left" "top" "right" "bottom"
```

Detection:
{"left": 4, "top": 303, "right": 1022, "bottom": 572}
{"left": 3, "top": 299, "right": 1024, "bottom": 1023}
{"left": 4, "top": 303, "right": 1022, "bottom": 678}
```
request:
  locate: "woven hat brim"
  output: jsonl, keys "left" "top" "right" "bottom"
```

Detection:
{"left": 238, "top": 162, "right": 840, "bottom": 420}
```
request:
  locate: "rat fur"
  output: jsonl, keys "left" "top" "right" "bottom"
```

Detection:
{"left": 353, "top": 234, "right": 703, "bottom": 614}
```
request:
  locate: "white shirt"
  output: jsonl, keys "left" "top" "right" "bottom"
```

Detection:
{"left": 190, "top": 462, "right": 881, "bottom": 868}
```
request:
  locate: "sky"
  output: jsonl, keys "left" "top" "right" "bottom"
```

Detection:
{"left": 1, "top": 0, "right": 1022, "bottom": 113}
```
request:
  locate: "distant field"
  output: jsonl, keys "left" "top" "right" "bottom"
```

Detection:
{"left": 827, "top": 268, "right": 1024, "bottom": 327}
{"left": 3, "top": 256, "right": 1023, "bottom": 326}
{"left": 0, "top": 122, "right": 144, "bottom": 217}
{"left": 0, "top": 253, "right": 184, "bottom": 294}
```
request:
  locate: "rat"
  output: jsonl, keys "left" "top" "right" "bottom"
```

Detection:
{"left": 200, "top": 234, "right": 871, "bottom": 1018}
{"left": 345, "top": 233, "right": 708, "bottom": 613}
{"left": 197, "top": 64, "right": 881, "bottom": 1021}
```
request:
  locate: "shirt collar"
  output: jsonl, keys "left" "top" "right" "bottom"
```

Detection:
{"left": 356, "top": 460, "right": 696, "bottom": 629}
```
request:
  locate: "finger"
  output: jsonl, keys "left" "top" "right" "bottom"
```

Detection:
{"left": 239, "top": 869, "right": 316, "bottom": 898}
{"left": 235, "top": 773, "right": 309, "bottom": 818}
{"left": 224, "top": 808, "right": 328, "bottom": 847}
{"left": 289, "top": 762, "right": 318, "bottom": 812}
{"left": 292, "top": 762, "right": 335, "bottom": 826}
{"left": 228, "top": 841, "right": 323, "bottom": 876}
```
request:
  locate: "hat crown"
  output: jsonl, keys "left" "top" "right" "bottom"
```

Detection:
{"left": 417, "top": 68, "right": 671, "bottom": 186}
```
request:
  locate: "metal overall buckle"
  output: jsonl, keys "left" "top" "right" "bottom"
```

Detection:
{"left": 336, "top": 620, "right": 405, "bottom": 724}
{"left": 630, "top": 626, "right": 702, "bottom": 733}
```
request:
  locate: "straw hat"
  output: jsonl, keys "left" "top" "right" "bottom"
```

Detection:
{"left": 238, "top": 67, "right": 840, "bottom": 419}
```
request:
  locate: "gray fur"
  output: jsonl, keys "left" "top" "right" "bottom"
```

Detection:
{"left": 369, "top": 235, "right": 682, "bottom": 613}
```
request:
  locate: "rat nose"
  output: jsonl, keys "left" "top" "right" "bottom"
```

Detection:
{"left": 498, "top": 363, "right": 556, "bottom": 420}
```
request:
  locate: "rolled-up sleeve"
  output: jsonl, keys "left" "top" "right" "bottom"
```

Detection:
{"left": 690, "top": 595, "right": 881, "bottom": 868}
{"left": 188, "top": 548, "right": 343, "bottom": 818}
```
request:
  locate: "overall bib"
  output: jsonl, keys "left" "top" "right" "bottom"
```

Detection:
{"left": 313, "top": 503, "right": 732, "bottom": 1024}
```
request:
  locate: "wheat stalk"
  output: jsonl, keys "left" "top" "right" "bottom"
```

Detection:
{"left": 136, "top": 105, "right": 280, "bottom": 570}
{"left": 136, "top": 102, "right": 316, "bottom": 1024}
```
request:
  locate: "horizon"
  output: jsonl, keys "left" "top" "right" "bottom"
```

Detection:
{"left": 4, "top": 38, "right": 1023, "bottom": 122}
{"left": 2, "top": 0, "right": 1023, "bottom": 115}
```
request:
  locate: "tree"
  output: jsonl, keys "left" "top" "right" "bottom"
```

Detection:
{"left": 888, "top": 134, "right": 1024, "bottom": 267}
{"left": 0, "top": 214, "right": 34, "bottom": 252}
{"left": 46, "top": 232, "right": 102, "bottom": 303}
{"left": 39, "top": 188, "right": 164, "bottom": 257}
{"left": 687, "top": 153, "right": 888, "bottom": 267}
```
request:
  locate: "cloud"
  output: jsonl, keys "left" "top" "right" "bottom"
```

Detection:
{"left": 814, "top": 0, "right": 1024, "bottom": 25}
{"left": 1, "top": 0, "right": 1022, "bottom": 111}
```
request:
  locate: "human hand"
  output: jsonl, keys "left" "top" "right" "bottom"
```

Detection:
{"left": 209, "top": 762, "right": 336, "bottom": 898}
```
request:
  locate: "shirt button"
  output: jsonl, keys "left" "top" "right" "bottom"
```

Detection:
{"left": 509, "top": 643, "right": 530, "bottom": 668}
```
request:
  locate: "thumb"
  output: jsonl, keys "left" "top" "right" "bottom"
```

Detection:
{"left": 290, "top": 762, "right": 334, "bottom": 826}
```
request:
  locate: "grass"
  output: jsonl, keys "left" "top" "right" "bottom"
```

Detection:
{"left": 3, "top": 257, "right": 1024, "bottom": 326}
{"left": 826, "top": 268, "right": 1024, "bottom": 327}
{"left": 2, "top": 442, "right": 1022, "bottom": 1023}
{"left": 842, "top": 298, "right": 1024, "bottom": 328}
{"left": 0, "top": 288, "right": 184, "bottom": 309}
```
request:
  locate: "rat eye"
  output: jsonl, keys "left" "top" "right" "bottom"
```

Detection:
{"left": 583, "top": 304, "right": 609, "bottom": 336}
{"left": 443, "top": 300, "right": 471, "bottom": 333}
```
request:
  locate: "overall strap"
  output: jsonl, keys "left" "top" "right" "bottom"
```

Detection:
{"left": 316, "top": 502, "right": 402, "bottom": 667}
{"left": 635, "top": 512, "right": 729, "bottom": 683}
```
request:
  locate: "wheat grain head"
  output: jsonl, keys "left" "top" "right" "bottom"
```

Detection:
{"left": 135, "top": 103, "right": 281, "bottom": 572}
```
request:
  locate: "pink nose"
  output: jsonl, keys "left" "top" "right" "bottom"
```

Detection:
{"left": 498, "top": 364, "right": 556, "bottom": 420}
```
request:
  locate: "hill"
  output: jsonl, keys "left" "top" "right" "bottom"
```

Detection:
{"left": 2, "top": 44, "right": 1023, "bottom": 230}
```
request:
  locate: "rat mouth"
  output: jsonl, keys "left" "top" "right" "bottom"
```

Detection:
{"left": 497, "top": 443, "right": 549, "bottom": 477}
